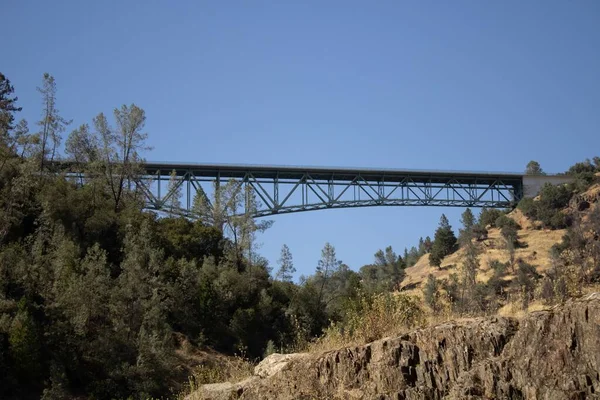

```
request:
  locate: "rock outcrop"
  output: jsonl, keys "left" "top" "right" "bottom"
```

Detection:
{"left": 198, "top": 296, "right": 600, "bottom": 399}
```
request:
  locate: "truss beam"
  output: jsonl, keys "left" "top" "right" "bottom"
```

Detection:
{"left": 136, "top": 162, "right": 524, "bottom": 218}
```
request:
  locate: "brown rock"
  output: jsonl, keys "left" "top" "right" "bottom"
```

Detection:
{"left": 199, "top": 297, "right": 600, "bottom": 399}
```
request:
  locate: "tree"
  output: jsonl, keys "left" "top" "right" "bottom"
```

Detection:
{"left": 36, "top": 73, "right": 71, "bottom": 170}
{"left": 429, "top": 214, "right": 457, "bottom": 268}
{"left": 165, "top": 170, "right": 182, "bottom": 216}
{"left": 0, "top": 72, "right": 22, "bottom": 137}
{"left": 423, "top": 236, "right": 432, "bottom": 253}
{"left": 525, "top": 160, "right": 544, "bottom": 175}
{"left": 373, "top": 245, "right": 405, "bottom": 290}
{"left": 93, "top": 104, "right": 149, "bottom": 211}
{"left": 275, "top": 244, "right": 295, "bottom": 282}
{"left": 65, "top": 124, "right": 99, "bottom": 165}
{"left": 316, "top": 242, "right": 342, "bottom": 304}
{"left": 192, "top": 180, "right": 273, "bottom": 267}
{"left": 423, "top": 274, "right": 441, "bottom": 312}
{"left": 458, "top": 208, "right": 475, "bottom": 244}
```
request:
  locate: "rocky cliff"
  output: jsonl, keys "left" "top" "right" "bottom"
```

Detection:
{"left": 197, "top": 295, "right": 600, "bottom": 399}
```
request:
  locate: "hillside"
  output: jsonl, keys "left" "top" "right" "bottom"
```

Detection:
{"left": 401, "top": 209, "right": 566, "bottom": 292}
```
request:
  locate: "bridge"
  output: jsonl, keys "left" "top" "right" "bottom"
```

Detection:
{"left": 59, "top": 161, "right": 572, "bottom": 218}
{"left": 130, "top": 162, "right": 564, "bottom": 218}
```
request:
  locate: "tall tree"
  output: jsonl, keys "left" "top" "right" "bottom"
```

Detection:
{"left": 525, "top": 160, "right": 544, "bottom": 175}
{"left": 36, "top": 73, "right": 71, "bottom": 170}
{"left": 275, "top": 244, "right": 295, "bottom": 282}
{"left": 458, "top": 208, "right": 476, "bottom": 244}
{"left": 193, "top": 180, "right": 272, "bottom": 267}
{"left": 429, "top": 214, "right": 457, "bottom": 268}
{"left": 165, "top": 170, "right": 182, "bottom": 216}
{"left": 0, "top": 72, "right": 22, "bottom": 137}
{"left": 65, "top": 124, "right": 99, "bottom": 164}
{"left": 316, "top": 242, "right": 342, "bottom": 304}
{"left": 93, "top": 104, "right": 149, "bottom": 211}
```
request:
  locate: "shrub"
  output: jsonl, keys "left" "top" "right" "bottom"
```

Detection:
{"left": 479, "top": 208, "right": 505, "bottom": 228}
{"left": 517, "top": 197, "right": 537, "bottom": 219}
{"left": 518, "top": 183, "right": 572, "bottom": 229}
{"left": 472, "top": 224, "right": 488, "bottom": 241}
{"left": 423, "top": 274, "right": 441, "bottom": 312}
{"left": 495, "top": 215, "right": 520, "bottom": 231}
{"left": 312, "top": 292, "right": 424, "bottom": 349}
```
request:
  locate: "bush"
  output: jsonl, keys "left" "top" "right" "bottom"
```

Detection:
{"left": 423, "top": 274, "right": 441, "bottom": 312}
{"left": 472, "top": 224, "right": 488, "bottom": 241}
{"left": 517, "top": 197, "right": 537, "bottom": 219}
{"left": 479, "top": 208, "right": 505, "bottom": 228}
{"left": 312, "top": 292, "right": 424, "bottom": 349}
{"left": 518, "top": 183, "right": 572, "bottom": 229}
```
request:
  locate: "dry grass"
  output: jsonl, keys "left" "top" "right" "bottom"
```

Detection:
{"left": 401, "top": 216, "right": 566, "bottom": 293}
{"left": 308, "top": 292, "right": 425, "bottom": 354}
{"left": 178, "top": 350, "right": 254, "bottom": 399}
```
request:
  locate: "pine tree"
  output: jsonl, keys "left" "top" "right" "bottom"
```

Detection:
{"left": 316, "top": 242, "right": 342, "bottom": 304}
{"left": 373, "top": 246, "right": 405, "bottom": 290}
{"left": 275, "top": 244, "right": 295, "bottom": 282}
{"left": 424, "top": 236, "right": 433, "bottom": 253}
{"left": 0, "top": 72, "right": 22, "bottom": 137}
{"left": 459, "top": 208, "right": 475, "bottom": 244}
{"left": 429, "top": 214, "right": 457, "bottom": 268}
{"left": 36, "top": 73, "right": 71, "bottom": 170}
{"left": 165, "top": 170, "right": 182, "bottom": 216}
{"left": 423, "top": 274, "right": 440, "bottom": 312}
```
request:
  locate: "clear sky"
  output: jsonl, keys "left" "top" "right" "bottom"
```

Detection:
{"left": 4, "top": 1, "right": 600, "bottom": 279}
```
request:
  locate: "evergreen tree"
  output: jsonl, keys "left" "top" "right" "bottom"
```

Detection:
{"left": 275, "top": 244, "right": 295, "bottom": 282}
{"left": 423, "top": 236, "right": 432, "bottom": 253}
{"left": 316, "top": 242, "right": 342, "bottom": 304}
{"left": 423, "top": 274, "right": 440, "bottom": 312}
{"left": 458, "top": 208, "right": 475, "bottom": 244}
{"left": 165, "top": 170, "right": 182, "bottom": 216}
{"left": 36, "top": 73, "right": 71, "bottom": 170}
{"left": 429, "top": 214, "right": 457, "bottom": 268}
{"left": 373, "top": 245, "right": 405, "bottom": 290}
{"left": 0, "top": 72, "right": 22, "bottom": 137}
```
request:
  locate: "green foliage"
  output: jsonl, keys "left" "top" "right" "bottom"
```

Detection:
{"left": 362, "top": 246, "right": 405, "bottom": 292}
{"left": 314, "top": 291, "right": 424, "bottom": 348}
{"left": 519, "top": 183, "right": 571, "bottom": 229}
{"left": 525, "top": 160, "right": 544, "bottom": 175}
{"left": 496, "top": 215, "right": 520, "bottom": 247}
{"left": 423, "top": 274, "right": 441, "bottom": 312}
{"left": 514, "top": 260, "right": 540, "bottom": 309}
{"left": 429, "top": 214, "right": 457, "bottom": 268}
{"left": 0, "top": 73, "right": 311, "bottom": 399}
{"left": 0, "top": 72, "right": 22, "bottom": 136}
{"left": 275, "top": 244, "right": 295, "bottom": 282}
{"left": 517, "top": 197, "right": 537, "bottom": 219}
{"left": 458, "top": 208, "right": 476, "bottom": 244}
{"left": 478, "top": 208, "right": 505, "bottom": 228}
{"left": 565, "top": 157, "right": 600, "bottom": 193}
{"left": 486, "top": 260, "right": 509, "bottom": 297}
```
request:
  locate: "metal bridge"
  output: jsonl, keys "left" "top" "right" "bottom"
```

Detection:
{"left": 136, "top": 162, "right": 526, "bottom": 218}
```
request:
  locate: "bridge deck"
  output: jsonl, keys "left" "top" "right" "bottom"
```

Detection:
{"left": 143, "top": 162, "right": 524, "bottom": 185}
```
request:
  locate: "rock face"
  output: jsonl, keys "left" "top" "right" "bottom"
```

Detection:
{"left": 199, "top": 297, "right": 600, "bottom": 399}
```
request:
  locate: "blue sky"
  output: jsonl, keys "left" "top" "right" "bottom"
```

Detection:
{"left": 4, "top": 1, "right": 600, "bottom": 279}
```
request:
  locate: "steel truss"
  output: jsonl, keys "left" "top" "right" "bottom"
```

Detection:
{"left": 137, "top": 163, "right": 524, "bottom": 218}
